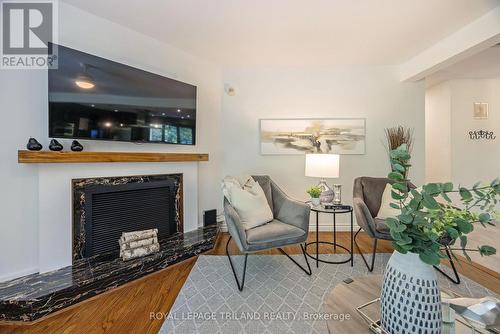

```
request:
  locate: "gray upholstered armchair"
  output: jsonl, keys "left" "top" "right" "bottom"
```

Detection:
{"left": 353, "top": 177, "right": 395, "bottom": 244}
{"left": 224, "top": 175, "right": 312, "bottom": 290}
{"left": 353, "top": 177, "right": 460, "bottom": 284}
{"left": 353, "top": 177, "right": 413, "bottom": 271}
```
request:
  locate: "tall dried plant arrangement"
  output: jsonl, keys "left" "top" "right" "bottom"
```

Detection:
{"left": 385, "top": 126, "right": 414, "bottom": 177}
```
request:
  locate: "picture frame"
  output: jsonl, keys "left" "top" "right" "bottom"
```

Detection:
{"left": 260, "top": 118, "right": 366, "bottom": 155}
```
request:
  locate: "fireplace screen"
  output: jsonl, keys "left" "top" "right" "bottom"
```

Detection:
{"left": 72, "top": 174, "right": 182, "bottom": 260}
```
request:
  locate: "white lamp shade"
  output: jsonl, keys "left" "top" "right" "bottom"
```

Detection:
{"left": 305, "top": 154, "right": 340, "bottom": 178}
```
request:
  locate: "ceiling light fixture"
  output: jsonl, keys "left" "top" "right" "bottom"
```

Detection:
{"left": 75, "top": 63, "right": 96, "bottom": 89}
{"left": 177, "top": 109, "right": 181, "bottom": 113}
{"left": 75, "top": 74, "right": 95, "bottom": 89}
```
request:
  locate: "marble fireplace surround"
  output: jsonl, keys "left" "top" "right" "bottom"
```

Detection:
{"left": 0, "top": 162, "right": 223, "bottom": 322}
{"left": 72, "top": 173, "right": 184, "bottom": 261}
{"left": 37, "top": 162, "right": 200, "bottom": 274}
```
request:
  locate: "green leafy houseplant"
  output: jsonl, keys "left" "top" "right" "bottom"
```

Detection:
{"left": 306, "top": 186, "right": 322, "bottom": 198}
{"left": 386, "top": 144, "right": 499, "bottom": 265}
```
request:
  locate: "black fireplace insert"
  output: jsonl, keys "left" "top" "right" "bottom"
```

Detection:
{"left": 72, "top": 174, "right": 182, "bottom": 260}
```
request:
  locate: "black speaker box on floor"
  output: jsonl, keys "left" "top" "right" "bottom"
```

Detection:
{"left": 203, "top": 209, "right": 217, "bottom": 227}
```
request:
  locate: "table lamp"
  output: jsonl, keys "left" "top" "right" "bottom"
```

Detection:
{"left": 305, "top": 153, "right": 341, "bottom": 204}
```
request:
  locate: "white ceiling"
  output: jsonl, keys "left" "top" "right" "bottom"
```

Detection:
{"left": 62, "top": 0, "right": 500, "bottom": 67}
{"left": 426, "top": 46, "right": 500, "bottom": 87}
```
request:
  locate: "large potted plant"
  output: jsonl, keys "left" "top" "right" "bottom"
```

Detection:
{"left": 380, "top": 144, "right": 499, "bottom": 334}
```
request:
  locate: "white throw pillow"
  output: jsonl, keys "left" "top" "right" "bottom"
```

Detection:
{"left": 376, "top": 183, "right": 401, "bottom": 220}
{"left": 221, "top": 176, "right": 241, "bottom": 204}
{"left": 235, "top": 174, "right": 254, "bottom": 190}
{"left": 221, "top": 174, "right": 257, "bottom": 205}
{"left": 227, "top": 179, "right": 273, "bottom": 230}
{"left": 377, "top": 184, "right": 424, "bottom": 219}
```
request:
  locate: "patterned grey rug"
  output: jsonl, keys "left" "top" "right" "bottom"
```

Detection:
{"left": 160, "top": 253, "right": 496, "bottom": 334}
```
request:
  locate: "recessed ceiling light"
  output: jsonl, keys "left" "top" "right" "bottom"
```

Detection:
{"left": 120, "top": 123, "right": 124, "bottom": 127}
{"left": 162, "top": 113, "right": 166, "bottom": 116}
{"left": 104, "top": 122, "right": 112, "bottom": 127}
{"left": 181, "top": 116, "right": 184, "bottom": 119}
{"left": 177, "top": 109, "right": 181, "bottom": 113}
{"left": 187, "top": 115, "right": 190, "bottom": 118}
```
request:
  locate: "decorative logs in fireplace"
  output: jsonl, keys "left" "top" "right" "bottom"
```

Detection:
{"left": 119, "top": 229, "right": 160, "bottom": 261}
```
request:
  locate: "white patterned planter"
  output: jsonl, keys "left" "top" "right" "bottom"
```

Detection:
{"left": 380, "top": 251, "right": 442, "bottom": 334}
{"left": 311, "top": 197, "right": 321, "bottom": 206}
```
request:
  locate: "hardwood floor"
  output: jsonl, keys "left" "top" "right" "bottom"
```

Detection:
{"left": 0, "top": 232, "right": 497, "bottom": 334}
{"left": 0, "top": 257, "right": 197, "bottom": 334}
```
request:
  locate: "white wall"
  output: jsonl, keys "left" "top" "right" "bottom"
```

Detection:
{"left": 450, "top": 79, "right": 500, "bottom": 185}
{"left": 0, "top": 71, "right": 44, "bottom": 281}
{"left": 0, "top": 3, "right": 222, "bottom": 280}
{"left": 425, "top": 82, "right": 452, "bottom": 182}
{"left": 222, "top": 66, "right": 425, "bottom": 230}
{"left": 425, "top": 79, "right": 500, "bottom": 186}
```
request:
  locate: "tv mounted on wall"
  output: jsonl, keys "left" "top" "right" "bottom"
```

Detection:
{"left": 48, "top": 44, "right": 197, "bottom": 145}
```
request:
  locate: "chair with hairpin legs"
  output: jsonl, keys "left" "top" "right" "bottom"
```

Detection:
{"left": 224, "top": 175, "right": 312, "bottom": 291}
{"left": 353, "top": 176, "right": 460, "bottom": 284}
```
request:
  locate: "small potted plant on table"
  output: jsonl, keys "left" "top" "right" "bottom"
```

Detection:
{"left": 307, "top": 186, "right": 322, "bottom": 206}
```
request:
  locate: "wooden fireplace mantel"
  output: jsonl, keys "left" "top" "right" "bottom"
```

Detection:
{"left": 18, "top": 150, "right": 209, "bottom": 163}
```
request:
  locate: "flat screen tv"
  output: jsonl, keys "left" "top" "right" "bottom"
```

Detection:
{"left": 48, "top": 44, "right": 197, "bottom": 145}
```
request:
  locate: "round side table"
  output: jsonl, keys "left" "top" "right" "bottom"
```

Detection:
{"left": 305, "top": 204, "right": 353, "bottom": 267}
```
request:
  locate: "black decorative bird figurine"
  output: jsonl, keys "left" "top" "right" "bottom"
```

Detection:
{"left": 49, "top": 139, "right": 63, "bottom": 151}
{"left": 26, "top": 138, "right": 43, "bottom": 151}
{"left": 70, "top": 140, "right": 83, "bottom": 152}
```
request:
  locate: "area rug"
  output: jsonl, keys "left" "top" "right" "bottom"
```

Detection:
{"left": 160, "top": 253, "right": 496, "bottom": 334}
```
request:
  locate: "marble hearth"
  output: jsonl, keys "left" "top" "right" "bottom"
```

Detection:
{"left": 0, "top": 172, "right": 218, "bottom": 322}
{"left": 0, "top": 225, "right": 219, "bottom": 322}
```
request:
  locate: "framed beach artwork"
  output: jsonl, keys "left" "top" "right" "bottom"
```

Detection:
{"left": 260, "top": 118, "right": 366, "bottom": 155}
